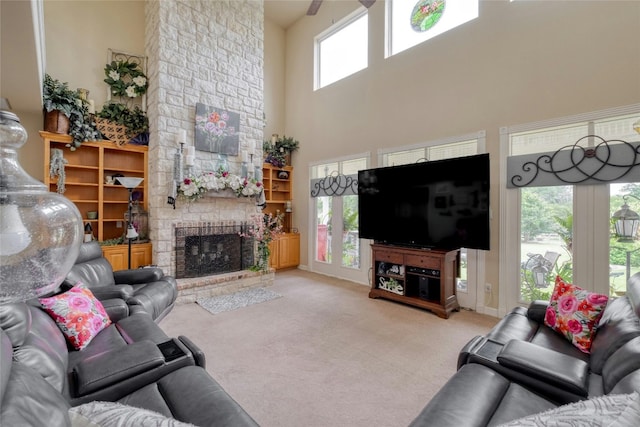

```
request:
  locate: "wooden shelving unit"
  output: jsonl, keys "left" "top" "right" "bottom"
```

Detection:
{"left": 262, "top": 163, "right": 299, "bottom": 270}
{"left": 41, "top": 131, "right": 151, "bottom": 269}
{"left": 370, "top": 243, "right": 460, "bottom": 318}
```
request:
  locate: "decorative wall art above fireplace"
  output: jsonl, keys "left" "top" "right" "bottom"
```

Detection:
{"left": 194, "top": 103, "right": 240, "bottom": 155}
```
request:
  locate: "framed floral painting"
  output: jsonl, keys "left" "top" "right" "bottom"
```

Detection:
{"left": 194, "top": 103, "right": 240, "bottom": 155}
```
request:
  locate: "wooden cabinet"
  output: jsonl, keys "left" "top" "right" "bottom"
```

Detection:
{"left": 42, "top": 131, "right": 151, "bottom": 268}
{"left": 101, "top": 242, "right": 153, "bottom": 270}
{"left": 269, "top": 233, "right": 300, "bottom": 270}
{"left": 369, "top": 244, "right": 460, "bottom": 318}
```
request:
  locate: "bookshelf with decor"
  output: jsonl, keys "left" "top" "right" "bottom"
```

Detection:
{"left": 41, "top": 131, "right": 151, "bottom": 269}
{"left": 262, "top": 163, "right": 299, "bottom": 270}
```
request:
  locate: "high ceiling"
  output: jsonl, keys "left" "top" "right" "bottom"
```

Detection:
{"left": 264, "top": 0, "right": 310, "bottom": 29}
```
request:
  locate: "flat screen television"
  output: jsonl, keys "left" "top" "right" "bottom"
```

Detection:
{"left": 358, "top": 153, "right": 490, "bottom": 251}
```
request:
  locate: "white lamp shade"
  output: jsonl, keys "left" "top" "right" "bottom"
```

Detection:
{"left": 126, "top": 224, "right": 139, "bottom": 239}
{"left": 116, "top": 177, "right": 144, "bottom": 189}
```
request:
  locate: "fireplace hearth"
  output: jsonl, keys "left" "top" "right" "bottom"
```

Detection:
{"left": 174, "top": 222, "right": 253, "bottom": 279}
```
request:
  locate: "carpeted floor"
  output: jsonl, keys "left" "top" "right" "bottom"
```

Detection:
{"left": 196, "top": 287, "right": 282, "bottom": 315}
{"left": 160, "top": 269, "right": 499, "bottom": 427}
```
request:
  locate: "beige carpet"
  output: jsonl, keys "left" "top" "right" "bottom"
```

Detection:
{"left": 160, "top": 269, "right": 498, "bottom": 427}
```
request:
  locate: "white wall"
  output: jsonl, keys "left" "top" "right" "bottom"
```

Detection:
{"left": 279, "top": 0, "right": 640, "bottom": 308}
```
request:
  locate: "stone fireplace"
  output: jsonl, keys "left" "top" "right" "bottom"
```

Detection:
{"left": 142, "top": 1, "right": 268, "bottom": 302}
{"left": 174, "top": 221, "right": 253, "bottom": 279}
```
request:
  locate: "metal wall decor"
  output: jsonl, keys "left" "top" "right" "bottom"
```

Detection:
{"left": 310, "top": 172, "right": 358, "bottom": 198}
{"left": 107, "top": 49, "right": 147, "bottom": 112}
{"left": 507, "top": 135, "right": 640, "bottom": 188}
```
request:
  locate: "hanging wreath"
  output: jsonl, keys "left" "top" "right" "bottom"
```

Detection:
{"left": 104, "top": 60, "right": 148, "bottom": 98}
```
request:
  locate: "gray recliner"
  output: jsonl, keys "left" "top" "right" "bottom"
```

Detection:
{"left": 63, "top": 241, "right": 177, "bottom": 322}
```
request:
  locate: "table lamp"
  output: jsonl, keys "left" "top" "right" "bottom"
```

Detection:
{"left": 116, "top": 177, "right": 144, "bottom": 269}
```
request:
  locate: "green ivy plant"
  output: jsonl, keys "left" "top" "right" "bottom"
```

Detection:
{"left": 97, "top": 102, "right": 149, "bottom": 137}
{"left": 43, "top": 74, "right": 100, "bottom": 150}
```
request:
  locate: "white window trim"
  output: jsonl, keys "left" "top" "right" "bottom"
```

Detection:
{"left": 499, "top": 103, "right": 640, "bottom": 317}
{"left": 377, "top": 130, "right": 486, "bottom": 167}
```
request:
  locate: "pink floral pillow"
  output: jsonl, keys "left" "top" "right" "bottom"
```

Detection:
{"left": 544, "top": 276, "right": 609, "bottom": 353}
{"left": 39, "top": 282, "right": 111, "bottom": 350}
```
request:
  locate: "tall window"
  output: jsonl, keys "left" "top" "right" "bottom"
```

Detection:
{"left": 310, "top": 156, "right": 368, "bottom": 284}
{"left": 386, "top": 0, "right": 479, "bottom": 58}
{"left": 315, "top": 10, "right": 368, "bottom": 90}
{"left": 502, "top": 108, "right": 640, "bottom": 312}
{"left": 379, "top": 132, "right": 485, "bottom": 310}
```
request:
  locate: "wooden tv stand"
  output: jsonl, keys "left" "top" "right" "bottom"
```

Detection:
{"left": 369, "top": 244, "right": 460, "bottom": 319}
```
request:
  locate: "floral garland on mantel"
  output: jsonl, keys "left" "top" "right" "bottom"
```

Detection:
{"left": 178, "top": 170, "right": 263, "bottom": 201}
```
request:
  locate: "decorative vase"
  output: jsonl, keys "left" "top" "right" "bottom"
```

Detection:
{"left": 215, "top": 154, "right": 229, "bottom": 172}
{"left": 43, "top": 109, "right": 70, "bottom": 135}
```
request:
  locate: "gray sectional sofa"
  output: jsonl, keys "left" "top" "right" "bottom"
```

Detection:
{"left": 0, "top": 298, "right": 258, "bottom": 426}
{"left": 0, "top": 243, "right": 258, "bottom": 426}
{"left": 410, "top": 273, "right": 640, "bottom": 426}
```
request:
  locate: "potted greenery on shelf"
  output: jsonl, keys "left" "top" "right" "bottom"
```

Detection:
{"left": 97, "top": 102, "right": 149, "bottom": 140}
{"left": 263, "top": 135, "right": 300, "bottom": 167}
{"left": 42, "top": 74, "right": 100, "bottom": 150}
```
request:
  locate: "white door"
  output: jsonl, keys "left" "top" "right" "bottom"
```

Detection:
{"left": 309, "top": 157, "right": 370, "bottom": 285}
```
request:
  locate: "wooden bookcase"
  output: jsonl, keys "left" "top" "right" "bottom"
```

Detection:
{"left": 41, "top": 131, "right": 151, "bottom": 269}
{"left": 369, "top": 243, "right": 460, "bottom": 318}
{"left": 262, "top": 163, "right": 299, "bottom": 270}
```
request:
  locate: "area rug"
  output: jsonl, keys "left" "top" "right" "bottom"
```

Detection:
{"left": 196, "top": 287, "right": 282, "bottom": 315}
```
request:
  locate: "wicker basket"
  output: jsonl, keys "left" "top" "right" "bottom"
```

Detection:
{"left": 96, "top": 117, "right": 130, "bottom": 146}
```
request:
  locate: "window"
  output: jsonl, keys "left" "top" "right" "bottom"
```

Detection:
{"left": 310, "top": 156, "right": 369, "bottom": 284}
{"left": 378, "top": 132, "right": 486, "bottom": 311}
{"left": 315, "top": 10, "right": 368, "bottom": 90}
{"left": 501, "top": 106, "right": 640, "bottom": 313}
{"left": 386, "top": 0, "right": 479, "bottom": 58}
{"left": 382, "top": 139, "right": 479, "bottom": 166}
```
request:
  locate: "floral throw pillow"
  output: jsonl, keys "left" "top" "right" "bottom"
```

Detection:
{"left": 39, "top": 282, "right": 111, "bottom": 350}
{"left": 544, "top": 276, "right": 609, "bottom": 353}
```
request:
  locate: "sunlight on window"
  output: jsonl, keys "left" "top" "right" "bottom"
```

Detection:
{"left": 387, "top": 0, "right": 479, "bottom": 57}
{"left": 316, "top": 11, "right": 368, "bottom": 89}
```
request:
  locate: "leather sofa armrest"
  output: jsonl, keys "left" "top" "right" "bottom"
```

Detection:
{"left": 457, "top": 335, "right": 484, "bottom": 370}
{"left": 89, "top": 285, "right": 134, "bottom": 301}
{"left": 178, "top": 335, "right": 206, "bottom": 368}
{"left": 113, "top": 268, "right": 164, "bottom": 284}
{"left": 99, "top": 298, "right": 129, "bottom": 322}
{"left": 497, "top": 340, "right": 589, "bottom": 396}
{"left": 73, "top": 341, "right": 164, "bottom": 396}
{"left": 527, "top": 300, "right": 549, "bottom": 323}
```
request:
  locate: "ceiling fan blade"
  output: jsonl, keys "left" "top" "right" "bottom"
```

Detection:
{"left": 359, "top": 0, "right": 376, "bottom": 8}
{"left": 307, "top": 0, "right": 323, "bottom": 16}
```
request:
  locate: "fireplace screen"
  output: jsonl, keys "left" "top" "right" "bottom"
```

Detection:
{"left": 175, "top": 223, "right": 253, "bottom": 279}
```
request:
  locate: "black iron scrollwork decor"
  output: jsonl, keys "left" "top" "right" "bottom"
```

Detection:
{"left": 509, "top": 135, "right": 640, "bottom": 188}
{"left": 310, "top": 172, "right": 358, "bottom": 197}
